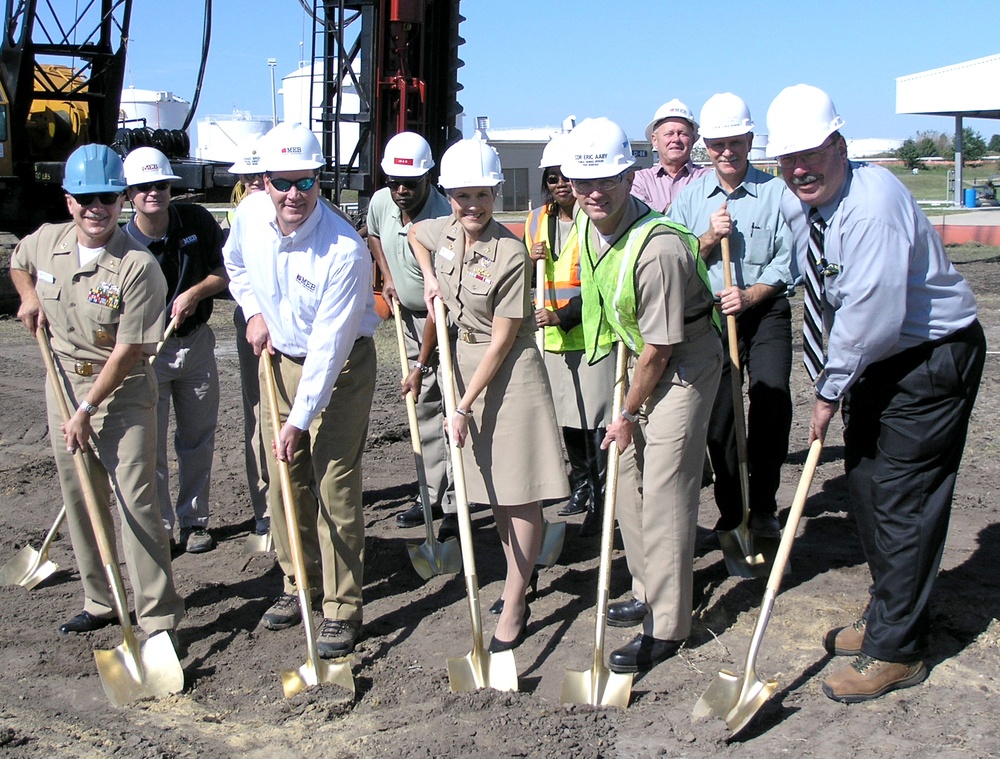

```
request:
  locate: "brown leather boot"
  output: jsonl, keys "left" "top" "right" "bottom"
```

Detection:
{"left": 823, "top": 617, "right": 866, "bottom": 656}
{"left": 822, "top": 654, "right": 928, "bottom": 703}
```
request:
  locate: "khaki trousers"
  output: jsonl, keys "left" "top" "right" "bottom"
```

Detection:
{"left": 260, "top": 338, "right": 376, "bottom": 621}
{"left": 48, "top": 362, "right": 185, "bottom": 633}
{"left": 616, "top": 334, "right": 721, "bottom": 640}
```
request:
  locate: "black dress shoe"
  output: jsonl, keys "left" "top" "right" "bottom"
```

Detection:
{"left": 488, "top": 606, "right": 530, "bottom": 653}
{"left": 608, "top": 633, "right": 683, "bottom": 673}
{"left": 437, "top": 513, "right": 459, "bottom": 541}
{"left": 557, "top": 490, "right": 589, "bottom": 517}
{"left": 607, "top": 598, "right": 649, "bottom": 627}
{"left": 396, "top": 502, "right": 441, "bottom": 528}
{"left": 489, "top": 568, "right": 539, "bottom": 615}
{"left": 749, "top": 512, "right": 781, "bottom": 537}
{"left": 58, "top": 611, "right": 117, "bottom": 636}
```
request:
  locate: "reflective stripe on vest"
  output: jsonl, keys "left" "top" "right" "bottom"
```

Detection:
{"left": 524, "top": 205, "right": 585, "bottom": 352}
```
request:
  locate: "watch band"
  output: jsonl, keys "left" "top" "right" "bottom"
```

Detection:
{"left": 621, "top": 408, "right": 639, "bottom": 424}
{"left": 79, "top": 400, "right": 98, "bottom": 416}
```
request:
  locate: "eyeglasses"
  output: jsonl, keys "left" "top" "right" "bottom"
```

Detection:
{"left": 268, "top": 176, "right": 318, "bottom": 192}
{"left": 545, "top": 173, "right": 568, "bottom": 185}
{"left": 133, "top": 181, "right": 170, "bottom": 193}
{"left": 72, "top": 192, "right": 121, "bottom": 206}
{"left": 570, "top": 172, "right": 626, "bottom": 194}
{"left": 776, "top": 138, "right": 836, "bottom": 169}
{"left": 386, "top": 176, "right": 423, "bottom": 190}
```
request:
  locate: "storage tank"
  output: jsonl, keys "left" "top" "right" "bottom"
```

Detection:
{"left": 194, "top": 111, "right": 272, "bottom": 163}
{"left": 281, "top": 60, "right": 361, "bottom": 167}
{"left": 119, "top": 87, "right": 190, "bottom": 130}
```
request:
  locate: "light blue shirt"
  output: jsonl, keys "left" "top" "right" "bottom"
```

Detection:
{"left": 224, "top": 190, "right": 381, "bottom": 429}
{"left": 782, "top": 161, "right": 977, "bottom": 402}
{"left": 366, "top": 185, "right": 452, "bottom": 311}
{"left": 668, "top": 164, "right": 795, "bottom": 295}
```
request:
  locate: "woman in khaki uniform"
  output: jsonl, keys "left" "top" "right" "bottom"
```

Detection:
{"left": 408, "top": 139, "right": 568, "bottom": 652}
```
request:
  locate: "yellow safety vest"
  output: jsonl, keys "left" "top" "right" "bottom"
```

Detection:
{"left": 524, "top": 204, "right": 585, "bottom": 353}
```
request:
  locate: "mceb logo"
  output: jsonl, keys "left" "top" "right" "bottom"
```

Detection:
{"left": 281, "top": 147, "right": 303, "bottom": 155}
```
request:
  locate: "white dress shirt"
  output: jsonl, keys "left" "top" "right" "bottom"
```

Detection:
{"left": 224, "top": 191, "right": 381, "bottom": 429}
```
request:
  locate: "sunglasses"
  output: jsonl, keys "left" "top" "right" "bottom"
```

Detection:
{"left": 269, "top": 176, "right": 318, "bottom": 192}
{"left": 133, "top": 181, "right": 170, "bottom": 193}
{"left": 386, "top": 177, "right": 422, "bottom": 190}
{"left": 72, "top": 192, "right": 122, "bottom": 206}
{"left": 545, "top": 173, "right": 568, "bottom": 185}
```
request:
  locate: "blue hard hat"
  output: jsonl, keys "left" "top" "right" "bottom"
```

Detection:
{"left": 62, "top": 144, "right": 127, "bottom": 194}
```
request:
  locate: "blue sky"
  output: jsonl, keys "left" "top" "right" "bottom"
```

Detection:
{"left": 124, "top": 0, "right": 1000, "bottom": 143}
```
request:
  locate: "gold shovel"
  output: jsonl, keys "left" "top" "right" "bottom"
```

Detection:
{"left": 434, "top": 297, "right": 518, "bottom": 693}
{"left": 395, "top": 304, "right": 461, "bottom": 580}
{"left": 693, "top": 439, "right": 823, "bottom": 735}
{"left": 532, "top": 257, "right": 567, "bottom": 567}
{"left": 37, "top": 327, "right": 184, "bottom": 706}
{"left": 0, "top": 505, "right": 66, "bottom": 590}
{"left": 561, "top": 342, "right": 634, "bottom": 707}
{"left": 715, "top": 238, "right": 770, "bottom": 579}
{"left": 260, "top": 351, "right": 355, "bottom": 699}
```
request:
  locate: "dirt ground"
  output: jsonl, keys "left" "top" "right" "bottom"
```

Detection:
{"left": 0, "top": 243, "right": 998, "bottom": 758}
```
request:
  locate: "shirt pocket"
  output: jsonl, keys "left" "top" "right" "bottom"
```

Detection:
{"left": 35, "top": 280, "right": 61, "bottom": 305}
{"left": 744, "top": 225, "right": 776, "bottom": 266}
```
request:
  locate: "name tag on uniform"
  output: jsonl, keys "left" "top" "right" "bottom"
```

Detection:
{"left": 180, "top": 234, "right": 198, "bottom": 247}
{"left": 88, "top": 282, "right": 121, "bottom": 310}
{"left": 37, "top": 270, "right": 56, "bottom": 284}
{"left": 438, "top": 245, "right": 455, "bottom": 261}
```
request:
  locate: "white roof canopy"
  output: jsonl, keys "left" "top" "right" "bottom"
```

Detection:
{"left": 896, "top": 54, "right": 1000, "bottom": 119}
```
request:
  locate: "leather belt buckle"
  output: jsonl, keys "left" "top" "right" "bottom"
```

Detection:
{"left": 74, "top": 361, "right": 94, "bottom": 377}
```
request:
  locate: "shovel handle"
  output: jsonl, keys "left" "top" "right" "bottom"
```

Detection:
{"left": 764, "top": 439, "right": 823, "bottom": 595}
{"left": 149, "top": 315, "right": 181, "bottom": 364}
{"left": 535, "top": 258, "right": 546, "bottom": 352}
{"left": 721, "top": 238, "right": 751, "bottom": 522}
{"left": 592, "top": 343, "right": 629, "bottom": 661}
{"left": 393, "top": 304, "right": 435, "bottom": 542}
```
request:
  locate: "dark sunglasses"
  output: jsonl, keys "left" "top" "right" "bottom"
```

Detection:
{"left": 133, "top": 181, "right": 170, "bottom": 193}
{"left": 269, "top": 176, "right": 317, "bottom": 192}
{"left": 386, "top": 176, "right": 422, "bottom": 190}
{"left": 545, "top": 173, "right": 568, "bottom": 185}
{"left": 72, "top": 192, "right": 122, "bottom": 206}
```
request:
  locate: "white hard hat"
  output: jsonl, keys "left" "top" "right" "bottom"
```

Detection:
{"left": 228, "top": 135, "right": 264, "bottom": 174}
{"left": 644, "top": 99, "right": 698, "bottom": 143}
{"left": 380, "top": 131, "right": 434, "bottom": 177}
{"left": 699, "top": 93, "right": 754, "bottom": 140}
{"left": 765, "top": 84, "right": 845, "bottom": 158}
{"left": 538, "top": 133, "right": 571, "bottom": 169}
{"left": 123, "top": 146, "right": 180, "bottom": 186}
{"left": 561, "top": 118, "right": 635, "bottom": 180}
{"left": 438, "top": 138, "right": 504, "bottom": 189}
{"left": 260, "top": 122, "right": 325, "bottom": 172}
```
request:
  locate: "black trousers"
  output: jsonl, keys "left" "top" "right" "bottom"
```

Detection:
{"left": 844, "top": 320, "right": 985, "bottom": 662}
{"left": 707, "top": 296, "right": 793, "bottom": 525}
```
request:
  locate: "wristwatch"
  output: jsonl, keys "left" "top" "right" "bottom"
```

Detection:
{"left": 620, "top": 408, "right": 639, "bottom": 424}
{"left": 79, "top": 400, "right": 98, "bottom": 416}
{"left": 414, "top": 361, "right": 431, "bottom": 376}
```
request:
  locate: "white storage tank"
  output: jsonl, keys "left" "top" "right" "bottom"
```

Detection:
{"left": 195, "top": 111, "right": 272, "bottom": 163}
{"left": 119, "top": 87, "right": 190, "bottom": 130}
{"left": 281, "top": 60, "right": 361, "bottom": 167}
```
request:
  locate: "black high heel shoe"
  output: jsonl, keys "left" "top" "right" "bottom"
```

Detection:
{"left": 489, "top": 568, "right": 539, "bottom": 615}
{"left": 488, "top": 605, "right": 530, "bottom": 653}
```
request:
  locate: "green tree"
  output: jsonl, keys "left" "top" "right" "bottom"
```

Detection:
{"left": 961, "top": 128, "right": 987, "bottom": 162}
{"left": 896, "top": 139, "right": 925, "bottom": 170}
{"left": 988, "top": 134, "right": 1000, "bottom": 153}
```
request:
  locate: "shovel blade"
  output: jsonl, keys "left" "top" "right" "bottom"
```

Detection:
{"left": 561, "top": 665, "right": 633, "bottom": 708}
{"left": 94, "top": 631, "right": 184, "bottom": 706}
{"left": 0, "top": 547, "right": 57, "bottom": 590}
{"left": 406, "top": 536, "right": 462, "bottom": 580}
{"left": 692, "top": 668, "right": 741, "bottom": 719}
{"left": 717, "top": 528, "right": 768, "bottom": 579}
{"left": 242, "top": 531, "right": 274, "bottom": 555}
{"left": 281, "top": 656, "right": 355, "bottom": 699}
{"left": 447, "top": 648, "right": 518, "bottom": 693}
{"left": 535, "top": 519, "right": 566, "bottom": 568}
{"left": 725, "top": 676, "right": 778, "bottom": 736}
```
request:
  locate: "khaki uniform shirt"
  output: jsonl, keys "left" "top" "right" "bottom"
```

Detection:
{"left": 11, "top": 222, "right": 167, "bottom": 361}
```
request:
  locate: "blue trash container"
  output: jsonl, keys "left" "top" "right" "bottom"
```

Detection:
{"left": 964, "top": 188, "right": 978, "bottom": 208}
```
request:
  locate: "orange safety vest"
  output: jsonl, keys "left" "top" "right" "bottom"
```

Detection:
{"left": 524, "top": 203, "right": 585, "bottom": 352}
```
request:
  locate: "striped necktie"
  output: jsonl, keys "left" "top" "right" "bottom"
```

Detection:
{"left": 802, "top": 207, "right": 827, "bottom": 381}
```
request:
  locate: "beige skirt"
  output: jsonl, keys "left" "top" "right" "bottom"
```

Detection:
{"left": 454, "top": 334, "right": 570, "bottom": 505}
{"left": 543, "top": 348, "right": 615, "bottom": 430}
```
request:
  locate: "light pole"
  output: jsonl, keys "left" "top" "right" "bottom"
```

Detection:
{"left": 268, "top": 58, "right": 278, "bottom": 127}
